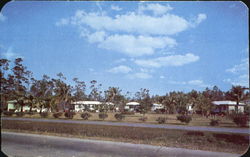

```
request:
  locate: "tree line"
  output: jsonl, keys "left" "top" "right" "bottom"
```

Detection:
{"left": 0, "top": 58, "right": 249, "bottom": 114}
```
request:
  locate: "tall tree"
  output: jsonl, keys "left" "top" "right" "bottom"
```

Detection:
{"left": 11, "top": 58, "right": 31, "bottom": 112}
{"left": 135, "top": 88, "right": 152, "bottom": 115}
{"left": 89, "top": 80, "right": 102, "bottom": 101}
{"left": 226, "top": 85, "right": 249, "bottom": 113}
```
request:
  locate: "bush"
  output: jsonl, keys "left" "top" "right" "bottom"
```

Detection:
{"left": 232, "top": 114, "right": 249, "bottom": 127}
{"left": 210, "top": 119, "right": 220, "bottom": 126}
{"left": 3, "top": 111, "right": 14, "bottom": 116}
{"left": 53, "top": 112, "right": 63, "bottom": 118}
{"left": 114, "top": 113, "right": 125, "bottom": 121}
{"left": 138, "top": 116, "right": 148, "bottom": 122}
{"left": 99, "top": 112, "right": 108, "bottom": 120}
{"left": 156, "top": 117, "right": 167, "bottom": 124}
{"left": 15, "top": 112, "right": 25, "bottom": 117}
{"left": 64, "top": 112, "right": 76, "bottom": 119}
{"left": 40, "top": 112, "right": 48, "bottom": 118}
{"left": 81, "top": 112, "right": 92, "bottom": 120}
{"left": 177, "top": 115, "right": 192, "bottom": 124}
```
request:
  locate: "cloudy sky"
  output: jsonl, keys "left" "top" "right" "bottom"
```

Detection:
{"left": 0, "top": 1, "right": 248, "bottom": 95}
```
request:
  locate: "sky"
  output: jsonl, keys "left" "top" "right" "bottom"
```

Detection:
{"left": 0, "top": 1, "right": 249, "bottom": 96}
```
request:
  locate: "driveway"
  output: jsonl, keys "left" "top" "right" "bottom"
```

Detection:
{"left": 2, "top": 131, "right": 240, "bottom": 157}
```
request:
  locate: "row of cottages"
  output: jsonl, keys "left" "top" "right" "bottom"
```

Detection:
{"left": 124, "top": 102, "right": 164, "bottom": 112}
{"left": 7, "top": 100, "right": 48, "bottom": 112}
{"left": 187, "top": 100, "right": 246, "bottom": 114}
{"left": 71, "top": 101, "right": 118, "bottom": 112}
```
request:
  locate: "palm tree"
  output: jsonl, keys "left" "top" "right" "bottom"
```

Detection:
{"left": 226, "top": 86, "right": 249, "bottom": 114}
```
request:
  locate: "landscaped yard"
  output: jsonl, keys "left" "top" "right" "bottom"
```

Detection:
{"left": 2, "top": 112, "right": 243, "bottom": 128}
{"left": 2, "top": 119, "right": 249, "bottom": 154}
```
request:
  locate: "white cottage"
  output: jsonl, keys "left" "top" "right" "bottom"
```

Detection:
{"left": 124, "top": 102, "right": 140, "bottom": 111}
{"left": 212, "top": 101, "right": 245, "bottom": 113}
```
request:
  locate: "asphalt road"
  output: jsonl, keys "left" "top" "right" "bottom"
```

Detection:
{"left": 2, "top": 117, "right": 250, "bottom": 134}
{"left": 2, "top": 132, "right": 240, "bottom": 157}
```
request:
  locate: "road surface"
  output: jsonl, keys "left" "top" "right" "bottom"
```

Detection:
{"left": 2, "top": 131, "right": 240, "bottom": 157}
{"left": 2, "top": 117, "right": 250, "bottom": 134}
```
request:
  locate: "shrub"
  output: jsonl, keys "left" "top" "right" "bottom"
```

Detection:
{"left": 210, "top": 119, "right": 220, "bottom": 126}
{"left": 114, "top": 113, "right": 125, "bottom": 121}
{"left": 15, "top": 112, "right": 25, "bottom": 117}
{"left": 53, "top": 112, "right": 63, "bottom": 118}
{"left": 156, "top": 117, "right": 167, "bottom": 124}
{"left": 40, "top": 112, "right": 48, "bottom": 118}
{"left": 81, "top": 112, "right": 92, "bottom": 120}
{"left": 3, "top": 111, "right": 14, "bottom": 116}
{"left": 99, "top": 112, "right": 108, "bottom": 120}
{"left": 64, "top": 112, "right": 76, "bottom": 119}
{"left": 177, "top": 115, "right": 192, "bottom": 124}
{"left": 138, "top": 116, "right": 148, "bottom": 122}
{"left": 232, "top": 114, "right": 249, "bottom": 127}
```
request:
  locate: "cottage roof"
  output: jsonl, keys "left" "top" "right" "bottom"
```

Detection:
{"left": 126, "top": 102, "right": 140, "bottom": 106}
{"left": 212, "top": 101, "right": 245, "bottom": 106}
{"left": 72, "top": 101, "right": 102, "bottom": 105}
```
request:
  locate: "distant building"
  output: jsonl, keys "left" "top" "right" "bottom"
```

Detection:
{"left": 212, "top": 101, "right": 245, "bottom": 113}
{"left": 151, "top": 103, "right": 164, "bottom": 111}
{"left": 71, "top": 101, "right": 115, "bottom": 112}
{"left": 124, "top": 102, "right": 140, "bottom": 111}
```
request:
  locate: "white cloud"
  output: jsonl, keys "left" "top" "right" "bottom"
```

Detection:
{"left": 0, "top": 47, "right": 23, "bottom": 60}
{"left": 0, "top": 13, "right": 6, "bottom": 22}
{"left": 160, "top": 76, "right": 165, "bottom": 79}
{"left": 55, "top": 18, "right": 69, "bottom": 26}
{"left": 87, "top": 31, "right": 106, "bottom": 43}
{"left": 168, "top": 79, "right": 211, "bottom": 88}
{"left": 68, "top": 10, "right": 190, "bottom": 35}
{"left": 138, "top": 3, "right": 173, "bottom": 16}
{"left": 226, "top": 58, "right": 249, "bottom": 74}
{"left": 135, "top": 53, "right": 199, "bottom": 68}
{"left": 225, "top": 58, "right": 249, "bottom": 87}
{"left": 115, "top": 58, "right": 127, "bottom": 63}
{"left": 108, "top": 65, "right": 132, "bottom": 73}
{"left": 111, "top": 5, "right": 122, "bottom": 11}
{"left": 190, "top": 13, "right": 207, "bottom": 27}
{"left": 128, "top": 72, "right": 152, "bottom": 79}
{"left": 223, "top": 74, "right": 249, "bottom": 87}
{"left": 97, "top": 34, "right": 176, "bottom": 57}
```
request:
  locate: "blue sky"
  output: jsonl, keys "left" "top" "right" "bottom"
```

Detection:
{"left": 0, "top": 1, "right": 248, "bottom": 95}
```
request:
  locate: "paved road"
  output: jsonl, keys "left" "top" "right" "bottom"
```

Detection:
{"left": 2, "top": 117, "right": 250, "bottom": 134}
{"left": 2, "top": 132, "right": 240, "bottom": 157}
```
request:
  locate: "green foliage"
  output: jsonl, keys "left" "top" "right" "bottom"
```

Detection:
{"left": 210, "top": 119, "right": 220, "bottom": 126}
{"left": 156, "top": 117, "right": 167, "bottom": 124}
{"left": 138, "top": 116, "right": 148, "bottom": 122}
{"left": 15, "top": 112, "right": 25, "bottom": 117}
{"left": 177, "top": 115, "right": 192, "bottom": 124}
{"left": 99, "top": 112, "right": 108, "bottom": 120}
{"left": 114, "top": 113, "right": 125, "bottom": 121}
{"left": 3, "top": 111, "right": 14, "bottom": 116}
{"left": 53, "top": 112, "right": 63, "bottom": 118}
{"left": 64, "top": 112, "right": 76, "bottom": 119}
{"left": 81, "top": 112, "right": 92, "bottom": 120}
